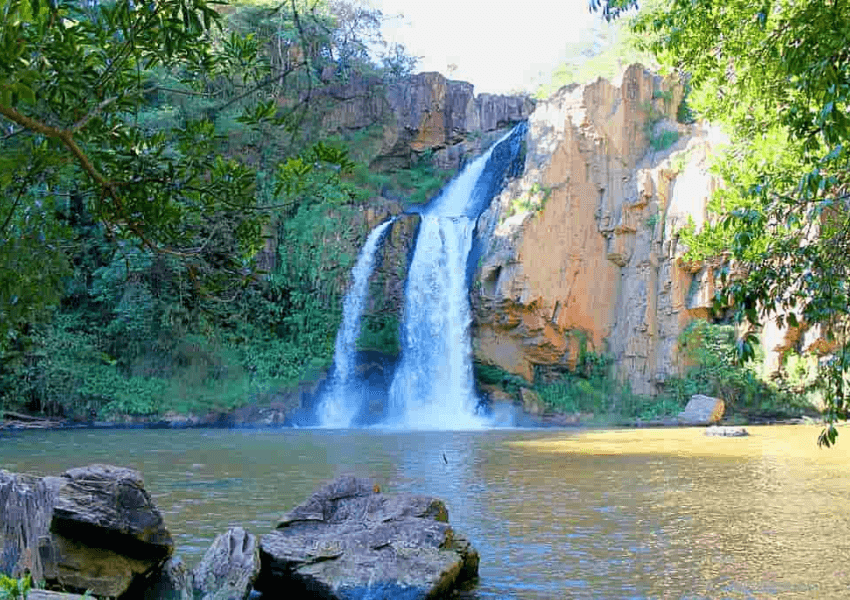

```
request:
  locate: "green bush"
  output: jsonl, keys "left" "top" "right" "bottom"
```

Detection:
{"left": 676, "top": 83, "right": 696, "bottom": 124}
{"left": 645, "top": 212, "right": 660, "bottom": 231}
{"left": 650, "top": 130, "right": 679, "bottom": 152}
{"left": 663, "top": 320, "right": 812, "bottom": 417}
{"left": 475, "top": 343, "right": 681, "bottom": 421}
{"left": 357, "top": 314, "right": 400, "bottom": 356}
{"left": 474, "top": 362, "right": 529, "bottom": 396}
{"left": 0, "top": 575, "right": 30, "bottom": 600}
{"left": 537, "top": 377, "right": 609, "bottom": 413}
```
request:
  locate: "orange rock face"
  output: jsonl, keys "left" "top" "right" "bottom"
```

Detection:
{"left": 473, "top": 65, "right": 724, "bottom": 396}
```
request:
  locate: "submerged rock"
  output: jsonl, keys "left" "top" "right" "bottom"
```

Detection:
{"left": 0, "top": 464, "right": 172, "bottom": 598}
{"left": 705, "top": 425, "right": 749, "bottom": 437}
{"left": 255, "top": 476, "right": 478, "bottom": 600}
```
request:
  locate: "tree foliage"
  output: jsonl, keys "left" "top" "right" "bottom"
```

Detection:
{"left": 0, "top": 0, "right": 422, "bottom": 418}
{"left": 0, "top": 575, "right": 30, "bottom": 600}
{"left": 592, "top": 0, "right": 850, "bottom": 443}
{"left": 0, "top": 0, "right": 366, "bottom": 349}
{"left": 588, "top": 0, "right": 638, "bottom": 21}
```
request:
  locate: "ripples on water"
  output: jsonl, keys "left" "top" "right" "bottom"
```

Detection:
{"left": 2, "top": 425, "right": 849, "bottom": 598}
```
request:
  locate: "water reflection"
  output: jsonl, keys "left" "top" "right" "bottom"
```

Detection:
{"left": 1, "top": 426, "right": 849, "bottom": 598}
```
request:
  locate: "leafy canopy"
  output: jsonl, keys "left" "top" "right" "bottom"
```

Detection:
{"left": 0, "top": 0, "right": 357, "bottom": 347}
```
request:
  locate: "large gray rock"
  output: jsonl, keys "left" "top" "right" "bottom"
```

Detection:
{"left": 255, "top": 476, "right": 479, "bottom": 600}
{"left": 51, "top": 465, "right": 172, "bottom": 550}
{"left": 0, "top": 471, "right": 56, "bottom": 580}
{"left": 677, "top": 394, "right": 725, "bottom": 425}
{"left": 193, "top": 527, "right": 260, "bottom": 600}
{"left": 143, "top": 556, "right": 194, "bottom": 600}
{"left": 0, "top": 464, "right": 172, "bottom": 598}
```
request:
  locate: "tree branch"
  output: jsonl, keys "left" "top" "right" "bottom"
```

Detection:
{"left": 0, "top": 103, "right": 110, "bottom": 191}
{"left": 71, "top": 96, "right": 119, "bottom": 132}
{"left": 215, "top": 62, "right": 302, "bottom": 112}
{"left": 0, "top": 165, "right": 37, "bottom": 237}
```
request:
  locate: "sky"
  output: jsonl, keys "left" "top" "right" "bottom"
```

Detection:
{"left": 369, "top": 0, "right": 600, "bottom": 95}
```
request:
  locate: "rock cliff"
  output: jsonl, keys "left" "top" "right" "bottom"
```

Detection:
{"left": 319, "top": 71, "right": 535, "bottom": 171}
{"left": 472, "top": 64, "right": 725, "bottom": 396}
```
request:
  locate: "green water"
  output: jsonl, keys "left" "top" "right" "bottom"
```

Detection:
{"left": 1, "top": 426, "right": 849, "bottom": 599}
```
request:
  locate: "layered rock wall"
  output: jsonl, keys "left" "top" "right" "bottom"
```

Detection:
{"left": 319, "top": 71, "right": 534, "bottom": 170}
{"left": 472, "top": 64, "right": 723, "bottom": 395}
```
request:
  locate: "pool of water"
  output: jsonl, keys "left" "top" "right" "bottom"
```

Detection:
{"left": 2, "top": 425, "right": 849, "bottom": 598}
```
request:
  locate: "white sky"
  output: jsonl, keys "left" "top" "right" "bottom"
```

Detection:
{"left": 370, "top": 0, "right": 599, "bottom": 94}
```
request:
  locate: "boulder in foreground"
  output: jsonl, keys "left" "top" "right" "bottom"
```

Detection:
{"left": 255, "top": 476, "right": 479, "bottom": 600}
{"left": 0, "top": 464, "right": 172, "bottom": 598}
{"left": 192, "top": 527, "right": 260, "bottom": 600}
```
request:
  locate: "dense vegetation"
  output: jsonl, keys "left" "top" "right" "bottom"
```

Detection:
{"left": 478, "top": 320, "right": 814, "bottom": 423}
{"left": 0, "top": 575, "right": 29, "bottom": 600}
{"left": 0, "top": 0, "right": 427, "bottom": 419}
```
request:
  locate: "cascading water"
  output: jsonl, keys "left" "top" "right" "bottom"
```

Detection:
{"left": 318, "top": 218, "right": 395, "bottom": 427}
{"left": 387, "top": 214, "right": 481, "bottom": 428}
{"left": 388, "top": 125, "right": 526, "bottom": 429}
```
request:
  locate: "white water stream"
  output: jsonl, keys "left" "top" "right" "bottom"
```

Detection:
{"left": 318, "top": 218, "right": 394, "bottom": 427}
{"left": 387, "top": 136, "right": 511, "bottom": 429}
{"left": 317, "top": 126, "right": 522, "bottom": 429}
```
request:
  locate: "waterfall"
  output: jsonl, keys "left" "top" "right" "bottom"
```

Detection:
{"left": 388, "top": 214, "right": 481, "bottom": 428}
{"left": 388, "top": 126, "right": 525, "bottom": 429}
{"left": 318, "top": 218, "right": 395, "bottom": 428}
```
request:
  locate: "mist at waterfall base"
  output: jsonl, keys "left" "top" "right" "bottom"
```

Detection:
{"left": 315, "top": 124, "right": 527, "bottom": 430}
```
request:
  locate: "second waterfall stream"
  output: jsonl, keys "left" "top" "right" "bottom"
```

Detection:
{"left": 318, "top": 218, "right": 395, "bottom": 428}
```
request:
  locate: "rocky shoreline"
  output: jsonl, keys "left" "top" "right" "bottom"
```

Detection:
{"left": 0, "top": 467, "right": 478, "bottom": 600}
{"left": 0, "top": 404, "right": 818, "bottom": 433}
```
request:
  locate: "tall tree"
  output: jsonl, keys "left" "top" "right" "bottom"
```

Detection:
{"left": 591, "top": 0, "right": 850, "bottom": 444}
{"left": 0, "top": 0, "right": 355, "bottom": 348}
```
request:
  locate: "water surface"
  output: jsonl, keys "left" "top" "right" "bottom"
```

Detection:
{"left": 2, "top": 425, "right": 848, "bottom": 598}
